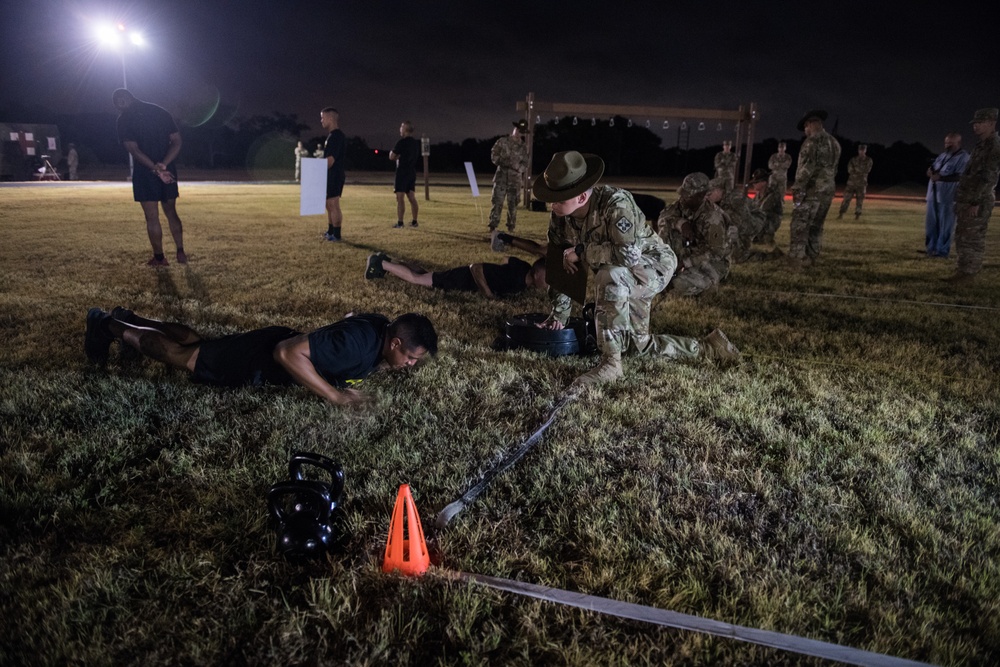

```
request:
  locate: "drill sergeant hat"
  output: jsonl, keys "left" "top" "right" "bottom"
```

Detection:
{"left": 532, "top": 151, "right": 605, "bottom": 202}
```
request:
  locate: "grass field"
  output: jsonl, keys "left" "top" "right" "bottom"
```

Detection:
{"left": 1, "top": 180, "right": 998, "bottom": 666}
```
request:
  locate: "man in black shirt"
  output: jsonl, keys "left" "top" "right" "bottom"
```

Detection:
{"left": 389, "top": 121, "right": 420, "bottom": 228}
{"left": 83, "top": 307, "right": 438, "bottom": 407}
{"left": 365, "top": 253, "right": 546, "bottom": 299}
{"left": 113, "top": 88, "right": 186, "bottom": 267}
{"left": 320, "top": 107, "right": 347, "bottom": 242}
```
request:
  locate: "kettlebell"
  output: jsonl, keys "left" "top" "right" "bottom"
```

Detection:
{"left": 268, "top": 480, "right": 335, "bottom": 560}
{"left": 267, "top": 451, "right": 346, "bottom": 561}
{"left": 289, "top": 451, "right": 345, "bottom": 515}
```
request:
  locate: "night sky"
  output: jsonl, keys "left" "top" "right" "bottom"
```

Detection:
{"left": 2, "top": 0, "right": 997, "bottom": 152}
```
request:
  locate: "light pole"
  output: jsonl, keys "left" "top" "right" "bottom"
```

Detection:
{"left": 96, "top": 22, "right": 146, "bottom": 177}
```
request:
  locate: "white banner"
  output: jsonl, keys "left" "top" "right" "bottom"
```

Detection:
{"left": 300, "top": 158, "right": 327, "bottom": 216}
{"left": 463, "top": 162, "right": 479, "bottom": 197}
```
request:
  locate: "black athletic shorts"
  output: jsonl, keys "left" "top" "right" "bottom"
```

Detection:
{"left": 327, "top": 171, "right": 345, "bottom": 198}
{"left": 132, "top": 166, "right": 179, "bottom": 202}
{"left": 191, "top": 326, "right": 299, "bottom": 387}
{"left": 394, "top": 170, "right": 416, "bottom": 193}
{"left": 431, "top": 266, "right": 476, "bottom": 292}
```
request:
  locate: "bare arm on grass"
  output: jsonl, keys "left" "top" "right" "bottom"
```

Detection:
{"left": 469, "top": 263, "right": 495, "bottom": 299}
{"left": 273, "top": 335, "right": 367, "bottom": 407}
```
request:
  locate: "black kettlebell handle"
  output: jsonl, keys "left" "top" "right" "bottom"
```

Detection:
{"left": 267, "top": 480, "right": 332, "bottom": 523}
{"left": 289, "top": 452, "right": 344, "bottom": 504}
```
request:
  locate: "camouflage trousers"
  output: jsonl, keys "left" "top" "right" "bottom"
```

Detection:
{"left": 789, "top": 193, "right": 834, "bottom": 260}
{"left": 489, "top": 179, "right": 520, "bottom": 231}
{"left": 757, "top": 209, "right": 782, "bottom": 244}
{"left": 593, "top": 262, "right": 700, "bottom": 360}
{"left": 669, "top": 258, "right": 730, "bottom": 296}
{"left": 770, "top": 176, "right": 787, "bottom": 196}
{"left": 839, "top": 182, "right": 867, "bottom": 216}
{"left": 954, "top": 195, "right": 995, "bottom": 275}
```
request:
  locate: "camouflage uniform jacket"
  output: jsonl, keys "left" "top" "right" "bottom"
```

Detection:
{"left": 714, "top": 151, "right": 737, "bottom": 181}
{"left": 792, "top": 129, "right": 841, "bottom": 198}
{"left": 656, "top": 198, "right": 733, "bottom": 271}
{"left": 547, "top": 185, "right": 674, "bottom": 321}
{"left": 768, "top": 152, "right": 792, "bottom": 182}
{"left": 720, "top": 190, "right": 765, "bottom": 251}
{"left": 491, "top": 136, "right": 529, "bottom": 185}
{"left": 751, "top": 183, "right": 783, "bottom": 218}
{"left": 846, "top": 155, "right": 873, "bottom": 186}
{"left": 956, "top": 132, "right": 1000, "bottom": 207}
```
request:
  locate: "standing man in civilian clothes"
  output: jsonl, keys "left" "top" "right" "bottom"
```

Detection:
{"left": 787, "top": 109, "right": 841, "bottom": 268}
{"left": 924, "top": 133, "right": 970, "bottom": 258}
{"left": 714, "top": 140, "right": 737, "bottom": 190}
{"left": 838, "top": 144, "right": 873, "bottom": 219}
{"left": 947, "top": 108, "right": 1000, "bottom": 283}
{"left": 113, "top": 88, "right": 187, "bottom": 267}
{"left": 389, "top": 121, "right": 420, "bottom": 228}
{"left": 320, "top": 108, "right": 347, "bottom": 242}
{"left": 489, "top": 119, "right": 530, "bottom": 237}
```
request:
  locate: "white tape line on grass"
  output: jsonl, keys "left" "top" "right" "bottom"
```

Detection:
{"left": 738, "top": 288, "right": 1000, "bottom": 312}
{"left": 435, "top": 394, "right": 575, "bottom": 531}
{"left": 462, "top": 573, "right": 936, "bottom": 667}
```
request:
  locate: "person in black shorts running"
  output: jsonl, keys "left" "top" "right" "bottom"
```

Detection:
{"left": 83, "top": 308, "right": 438, "bottom": 407}
{"left": 113, "top": 88, "right": 187, "bottom": 267}
{"left": 364, "top": 252, "right": 547, "bottom": 299}
{"left": 389, "top": 121, "right": 420, "bottom": 228}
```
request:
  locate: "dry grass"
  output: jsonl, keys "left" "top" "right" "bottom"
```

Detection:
{"left": 1, "top": 180, "right": 999, "bottom": 666}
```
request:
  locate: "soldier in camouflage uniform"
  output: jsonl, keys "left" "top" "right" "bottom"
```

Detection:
{"left": 656, "top": 173, "right": 734, "bottom": 297}
{"left": 294, "top": 141, "right": 310, "bottom": 183}
{"left": 709, "top": 177, "right": 765, "bottom": 263}
{"left": 489, "top": 120, "right": 530, "bottom": 233}
{"left": 768, "top": 142, "right": 792, "bottom": 194}
{"left": 947, "top": 108, "right": 1000, "bottom": 282}
{"left": 748, "top": 168, "right": 783, "bottom": 246}
{"left": 714, "top": 140, "right": 737, "bottom": 190}
{"left": 532, "top": 152, "right": 740, "bottom": 387}
{"left": 788, "top": 109, "right": 841, "bottom": 267}
{"left": 768, "top": 142, "right": 792, "bottom": 225}
{"left": 838, "top": 144, "right": 873, "bottom": 219}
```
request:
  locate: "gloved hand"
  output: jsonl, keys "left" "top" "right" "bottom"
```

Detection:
{"left": 497, "top": 232, "right": 514, "bottom": 244}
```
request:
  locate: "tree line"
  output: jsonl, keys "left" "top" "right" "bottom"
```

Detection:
{"left": 1, "top": 105, "right": 935, "bottom": 186}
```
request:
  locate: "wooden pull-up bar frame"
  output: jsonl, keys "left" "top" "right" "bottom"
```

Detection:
{"left": 516, "top": 92, "right": 758, "bottom": 207}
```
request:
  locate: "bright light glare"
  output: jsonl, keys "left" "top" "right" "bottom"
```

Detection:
{"left": 95, "top": 24, "right": 122, "bottom": 47}
{"left": 94, "top": 22, "right": 146, "bottom": 48}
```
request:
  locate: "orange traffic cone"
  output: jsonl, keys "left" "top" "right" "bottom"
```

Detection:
{"left": 382, "top": 484, "right": 430, "bottom": 576}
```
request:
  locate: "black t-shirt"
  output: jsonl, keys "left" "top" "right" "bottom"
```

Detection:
{"left": 482, "top": 256, "right": 532, "bottom": 296}
{"left": 393, "top": 136, "right": 419, "bottom": 173}
{"left": 117, "top": 100, "right": 178, "bottom": 168}
{"left": 307, "top": 314, "right": 387, "bottom": 388}
{"left": 324, "top": 129, "right": 346, "bottom": 178}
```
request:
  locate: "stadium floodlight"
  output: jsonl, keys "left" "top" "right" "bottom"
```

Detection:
{"left": 94, "top": 21, "right": 147, "bottom": 88}
{"left": 95, "top": 23, "right": 121, "bottom": 47}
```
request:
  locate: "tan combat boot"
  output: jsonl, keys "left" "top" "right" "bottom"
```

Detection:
{"left": 571, "top": 355, "right": 623, "bottom": 388}
{"left": 699, "top": 328, "right": 741, "bottom": 363}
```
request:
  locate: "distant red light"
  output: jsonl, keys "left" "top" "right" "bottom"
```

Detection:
{"left": 374, "top": 149, "right": 379, "bottom": 154}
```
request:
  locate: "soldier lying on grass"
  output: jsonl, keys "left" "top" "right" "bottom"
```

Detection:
{"left": 84, "top": 308, "right": 437, "bottom": 407}
{"left": 364, "top": 251, "right": 547, "bottom": 300}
